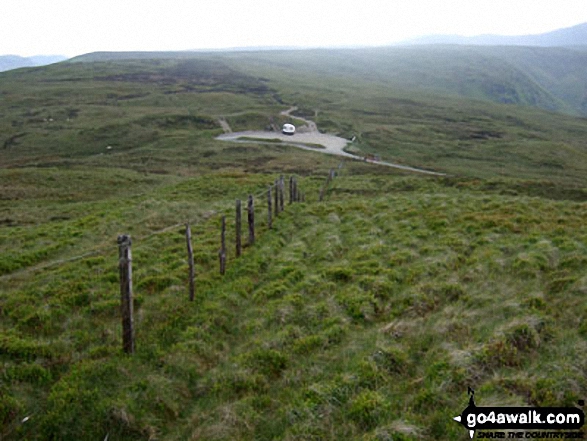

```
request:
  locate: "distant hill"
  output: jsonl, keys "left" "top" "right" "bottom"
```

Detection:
{"left": 67, "top": 51, "right": 200, "bottom": 63}
{"left": 0, "top": 55, "right": 67, "bottom": 72}
{"left": 402, "top": 22, "right": 587, "bottom": 47}
{"left": 226, "top": 45, "right": 587, "bottom": 116}
{"left": 65, "top": 43, "right": 587, "bottom": 117}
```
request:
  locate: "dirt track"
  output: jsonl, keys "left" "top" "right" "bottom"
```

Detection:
{"left": 216, "top": 107, "right": 445, "bottom": 176}
{"left": 216, "top": 130, "right": 355, "bottom": 157}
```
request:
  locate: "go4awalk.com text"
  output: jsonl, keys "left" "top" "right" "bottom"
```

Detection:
{"left": 453, "top": 389, "right": 585, "bottom": 439}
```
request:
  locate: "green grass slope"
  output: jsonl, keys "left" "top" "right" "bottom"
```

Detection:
{"left": 71, "top": 46, "right": 587, "bottom": 116}
{"left": 3, "top": 173, "right": 587, "bottom": 440}
{"left": 2, "top": 56, "right": 587, "bottom": 185}
{"left": 225, "top": 45, "right": 587, "bottom": 116}
{"left": 1, "top": 54, "right": 587, "bottom": 440}
{"left": 483, "top": 46, "right": 587, "bottom": 115}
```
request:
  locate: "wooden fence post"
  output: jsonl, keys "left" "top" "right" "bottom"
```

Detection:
{"left": 289, "top": 176, "right": 293, "bottom": 205}
{"left": 185, "top": 223, "right": 195, "bottom": 302}
{"left": 293, "top": 177, "right": 298, "bottom": 202}
{"left": 236, "top": 199, "right": 242, "bottom": 257}
{"left": 247, "top": 194, "right": 255, "bottom": 246}
{"left": 118, "top": 234, "right": 134, "bottom": 354}
{"left": 319, "top": 187, "right": 325, "bottom": 202}
{"left": 219, "top": 216, "right": 226, "bottom": 275}
{"left": 267, "top": 186, "right": 272, "bottom": 229}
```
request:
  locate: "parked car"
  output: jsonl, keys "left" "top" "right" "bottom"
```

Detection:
{"left": 282, "top": 123, "right": 295, "bottom": 135}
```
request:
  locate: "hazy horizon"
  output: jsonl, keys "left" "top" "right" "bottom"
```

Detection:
{"left": 2, "top": 0, "right": 587, "bottom": 57}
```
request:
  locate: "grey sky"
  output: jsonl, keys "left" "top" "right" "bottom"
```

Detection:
{"left": 2, "top": 0, "right": 586, "bottom": 57}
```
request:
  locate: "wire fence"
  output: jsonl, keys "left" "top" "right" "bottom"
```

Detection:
{"left": 1, "top": 163, "right": 345, "bottom": 437}
{"left": 1, "top": 164, "right": 343, "bottom": 283}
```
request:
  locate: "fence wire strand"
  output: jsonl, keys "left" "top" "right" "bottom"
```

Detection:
{"left": 0, "top": 170, "right": 332, "bottom": 280}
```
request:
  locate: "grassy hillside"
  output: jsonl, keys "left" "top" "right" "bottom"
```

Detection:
{"left": 3, "top": 53, "right": 587, "bottom": 184}
{"left": 403, "top": 21, "right": 587, "bottom": 47}
{"left": 3, "top": 171, "right": 587, "bottom": 440}
{"left": 71, "top": 46, "right": 587, "bottom": 117}
{"left": 229, "top": 45, "right": 587, "bottom": 116}
{"left": 1, "top": 52, "right": 587, "bottom": 439}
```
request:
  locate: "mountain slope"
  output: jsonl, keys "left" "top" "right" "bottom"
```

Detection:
{"left": 1, "top": 53, "right": 587, "bottom": 440}
{"left": 2, "top": 52, "right": 587, "bottom": 185}
{"left": 0, "top": 55, "right": 67, "bottom": 72}
{"left": 3, "top": 173, "right": 587, "bottom": 440}
{"left": 0, "top": 55, "right": 35, "bottom": 72}
{"left": 403, "top": 22, "right": 587, "bottom": 46}
{"left": 69, "top": 45, "right": 587, "bottom": 117}
{"left": 234, "top": 45, "right": 587, "bottom": 116}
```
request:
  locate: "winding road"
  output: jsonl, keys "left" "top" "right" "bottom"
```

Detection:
{"left": 216, "top": 107, "right": 445, "bottom": 176}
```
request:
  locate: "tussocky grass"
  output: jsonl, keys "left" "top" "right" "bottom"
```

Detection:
{"left": 1, "top": 52, "right": 587, "bottom": 439}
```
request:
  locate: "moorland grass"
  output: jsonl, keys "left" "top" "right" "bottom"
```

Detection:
{"left": 3, "top": 174, "right": 587, "bottom": 439}
{"left": 1, "top": 52, "right": 587, "bottom": 440}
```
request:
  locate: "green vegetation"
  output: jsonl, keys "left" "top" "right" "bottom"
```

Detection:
{"left": 1, "top": 48, "right": 587, "bottom": 440}
{"left": 298, "top": 142, "right": 326, "bottom": 149}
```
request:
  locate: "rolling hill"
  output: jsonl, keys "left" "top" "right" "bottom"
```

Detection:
{"left": 402, "top": 21, "right": 587, "bottom": 47}
{"left": 0, "top": 55, "right": 67, "bottom": 72}
{"left": 70, "top": 45, "right": 587, "bottom": 117}
{"left": 1, "top": 49, "right": 587, "bottom": 440}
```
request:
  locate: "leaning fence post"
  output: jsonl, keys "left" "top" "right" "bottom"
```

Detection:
{"left": 185, "top": 223, "right": 195, "bottom": 301}
{"left": 267, "top": 186, "right": 272, "bottom": 229}
{"left": 219, "top": 216, "right": 226, "bottom": 275}
{"left": 118, "top": 234, "right": 134, "bottom": 354}
{"left": 248, "top": 194, "right": 255, "bottom": 246}
{"left": 236, "top": 199, "right": 242, "bottom": 257}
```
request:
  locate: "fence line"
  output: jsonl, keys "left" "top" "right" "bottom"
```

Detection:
{"left": 1, "top": 165, "right": 347, "bottom": 441}
{"left": 2, "top": 164, "right": 346, "bottom": 283}
{"left": 2, "top": 167, "right": 345, "bottom": 357}
{"left": 0, "top": 182, "right": 283, "bottom": 282}
{"left": 117, "top": 234, "right": 134, "bottom": 354}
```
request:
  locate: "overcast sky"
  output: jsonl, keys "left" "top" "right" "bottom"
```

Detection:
{"left": 2, "top": 0, "right": 587, "bottom": 57}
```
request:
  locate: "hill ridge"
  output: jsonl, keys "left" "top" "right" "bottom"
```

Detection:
{"left": 65, "top": 45, "right": 587, "bottom": 117}
{"left": 400, "top": 21, "right": 587, "bottom": 47}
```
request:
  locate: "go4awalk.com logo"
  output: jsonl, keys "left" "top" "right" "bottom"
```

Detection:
{"left": 453, "top": 388, "right": 585, "bottom": 439}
